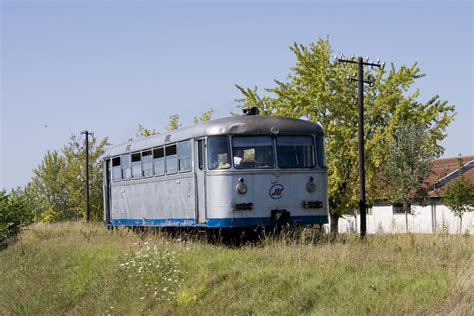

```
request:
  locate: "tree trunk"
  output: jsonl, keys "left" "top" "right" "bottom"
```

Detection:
{"left": 405, "top": 209, "right": 409, "bottom": 233}
{"left": 330, "top": 213, "right": 339, "bottom": 234}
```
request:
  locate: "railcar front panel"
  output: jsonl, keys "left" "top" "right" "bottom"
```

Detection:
{"left": 205, "top": 171, "right": 328, "bottom": 227}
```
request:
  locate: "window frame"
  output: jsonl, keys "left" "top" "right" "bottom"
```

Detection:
{"left": 153, "top": 147, "right": 165, "bottom": 177}
{"left": 141, "top": 150, "right": 153, "bottom": 178}
{"left": 197, "top": 139, "right": 204, "bottom": 170}
{"left": 393, "top": 203, "right": 409, "bottom": 215}
{"left": 207, "top": 136, "right": 231, "bottom": 170}
{"left": 121, "top": 153, "right": 131, "bottom": 180}
{"left": 165, "top": 144, "right": 178, "bottom": 175}
{"left": 177, "top": 140, "right": 192, "bottom": 173}
{"left": 111, "top": 156, "right": 121, "bottom": 182}
{"left": 131, "top": 152, "right": 142, "bottom": 179}
{"left": 316, "top": 135, "right": 327, "bottom": 168}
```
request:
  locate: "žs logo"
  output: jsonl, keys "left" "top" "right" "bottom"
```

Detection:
{"left": 269, "top": 184, "right": 285, "bottom": 200}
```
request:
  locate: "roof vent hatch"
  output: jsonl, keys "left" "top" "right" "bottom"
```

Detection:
{"left": 242, "top": 107, "right": 260, "bottom": 116}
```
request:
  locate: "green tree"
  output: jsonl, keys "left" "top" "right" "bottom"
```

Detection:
{"left": 0, "top": 188, "right": 34, "bottom": 248}
{"left": 236, "top": 37, "right": 455, "bottom": 232}
{"left": 382, "top": 124, "right": 434, "bottom": 232}
{"left": 443, "top": 158, "right": 474, "bottom": 233}
{"left": 166, "top": 114, "right": 181, "bottom": 131}
{"left": 29, "top": 150, "right": 70, "bottom": 221}
{"left": 29, "top": 134, "right": 108, "bottom": 222}
{"left": 62, "top": 134, "right": 109, "bottom": 221}
{"left": 193, "top": 108, "right": 214, "bottom": 124}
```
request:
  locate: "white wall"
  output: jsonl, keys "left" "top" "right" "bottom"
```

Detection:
{"left": 337, "top": 201, "right": 474, "bottom": 234}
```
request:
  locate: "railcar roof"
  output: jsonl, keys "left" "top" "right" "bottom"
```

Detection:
{"left": 103, "top": 115, "right": 323, "bottom": 158}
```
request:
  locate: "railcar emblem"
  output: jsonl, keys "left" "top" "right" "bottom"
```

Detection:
{"left": 269, "top": 184, "right": 285, "bottom": 199}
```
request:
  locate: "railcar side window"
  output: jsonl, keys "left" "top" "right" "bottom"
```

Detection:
{"left": 142, "top": 150, "right": 153, "bottom": 177}
{"left": 131, "top": 153, "right": 142, "bottom": 178}
{"left": 112, "top": 157, "right": 121, "bottom": 181}
{"left": 178, "top": 141, "right": 191, "bottom": 172}
{"left": 121, "top": 154, "right": 131, "bottom": 180}
{"left": 208, "top": 136, "right": 231, "bottom": 170}
{"left": 232, "top": 136, "right": 274, "bottom": 169}
{"left": 316, "top": 135, "right": 327, "bottom": 167}
{"left": 165, "top": 144, "right": 178, "bottom": 174}
{"left": 277, "top": 136, "right": 315, "bottom": 168}
{"left": 153, "top": 147, "right": 165, "bottom": 176}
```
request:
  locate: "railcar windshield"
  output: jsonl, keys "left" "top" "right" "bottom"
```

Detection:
{"left": 232, "top": 136, "right": 275, "bottom": 169}
{"left": 277, "top": 136, "right": 315, "bottom": 168}
{"left": 208, "top": 136, "right": 231, "bottom": 170}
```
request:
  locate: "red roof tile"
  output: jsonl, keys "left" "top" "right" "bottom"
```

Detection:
{"left": 428, "top": 155, "right": 474, "bottom": 197}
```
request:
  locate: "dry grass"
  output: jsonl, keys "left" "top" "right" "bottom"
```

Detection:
{"left": 0, "top": 222, "right": 472, "bottom": 315}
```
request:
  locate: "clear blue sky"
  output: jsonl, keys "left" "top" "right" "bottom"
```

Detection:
{"left": 1, "top": 1, "right": 473, "bottom": 190}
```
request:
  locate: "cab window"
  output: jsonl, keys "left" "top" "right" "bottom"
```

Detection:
{"left": 208, "top": 136, "right": 231, "bottom": 170}
{"left": 232, "top": 136, "right": 274, "bottom": 169}
{"left": 316, "top": 135, "right": 327, "bottom": 167}
{"left": 277, "top": 136, "right": 315, "bottom": 168}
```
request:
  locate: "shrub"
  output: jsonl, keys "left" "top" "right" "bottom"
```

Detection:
{"left": 0, "top": 189, "right": 33, "bottom": 249}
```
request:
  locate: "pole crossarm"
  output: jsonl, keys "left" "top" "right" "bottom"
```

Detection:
{"left": 338, "top": 59, "right": 384, "bottom": 69}
{"left": 337, "top": 55, "right": 384, "bottom": 69}
{"left": 348, "top": 78, "right": 375, "bottom": 85}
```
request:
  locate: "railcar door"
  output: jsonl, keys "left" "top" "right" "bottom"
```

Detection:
{"left": 194, "top": 139, "right": 207, "bottom": 223}
{"left": 104, "top": 159, "right": 112, "bottom": 224}
{"left": 194, "top": 138, "right": 207, "bottom": 224}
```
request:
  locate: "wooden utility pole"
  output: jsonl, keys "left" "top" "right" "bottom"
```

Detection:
{"left": 336, "top": 55, "right": 384, "bottom": 239}
{"left": 81, "top": 130, "right": 93, "bottom": 222}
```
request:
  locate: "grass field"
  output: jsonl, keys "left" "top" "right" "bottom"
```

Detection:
{"left": 0, "top": 223, "right": 472, "bottom": 315}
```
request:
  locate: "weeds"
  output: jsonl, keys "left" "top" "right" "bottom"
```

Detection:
{"left": 119, "top": 243, "right": 183, "bottom": 304}
{"left": 0, "top": 222, "right": 472, "bottom": 315}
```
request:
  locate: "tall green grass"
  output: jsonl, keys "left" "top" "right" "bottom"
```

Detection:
{"left": 0, "top": 223, "right": 472, "bottom": 315}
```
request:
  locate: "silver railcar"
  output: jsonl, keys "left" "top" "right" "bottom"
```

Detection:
{"left": 102, "top": 113, "right": 328, "bottom": 228}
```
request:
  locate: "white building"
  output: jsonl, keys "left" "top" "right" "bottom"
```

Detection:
{"left": 337, "top": 155, "right": 474, "bottom": 234}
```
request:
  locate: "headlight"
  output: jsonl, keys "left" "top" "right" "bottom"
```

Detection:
{"left": 236, "top": 182, "right": 247, "bottom": 194}
{"left": 306, "top": 182, "right": 316, "bottom": 193}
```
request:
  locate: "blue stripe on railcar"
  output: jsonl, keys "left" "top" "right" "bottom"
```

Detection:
{"left": 111, "top": 218, "right": 195, "bottom": 226}
{"left": 207, "top": 215, "right": 328, "bottom": 227}
{"left": 110, "top": 215, "right": 327, "bottom": 228}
